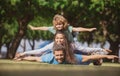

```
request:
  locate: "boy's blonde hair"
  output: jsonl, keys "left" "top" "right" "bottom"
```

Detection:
{"left": 53, "top": 14, "right": 68, "bottom": 30}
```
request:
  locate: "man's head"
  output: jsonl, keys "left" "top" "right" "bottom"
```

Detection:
{"left": 53, "top": 44, "right": 66, "bottom": 64}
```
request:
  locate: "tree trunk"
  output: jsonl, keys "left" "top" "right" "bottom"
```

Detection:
{"left": 0, "top": 46, "right": 1, "bottom": 55}
{"left": 23, "top": 39, "right": 26, "bottom": 52}
{"left": 6, "top": 24, "right": 27, "bottom": 59}
{"left": 0, "top": 33, "right": 3, "bottom": 55}
{"left": 109, "top": 40, "right": 119, "bottom": 56}
{"left": 109, "top": 40, "right": 119, "bottom": 62}
{"left": 6, "top": 13, "right": 33, "bottom": 59}
{"left": 28, "top": 39, "right": 35, "bottom": 50}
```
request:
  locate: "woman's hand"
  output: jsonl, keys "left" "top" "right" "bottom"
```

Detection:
{"left": 13, "top": 53, "right": 25, "bottom": 60}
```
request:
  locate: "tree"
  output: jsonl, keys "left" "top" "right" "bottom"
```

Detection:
{"left": 0, "top": 0, "right": 119, "bottom": 59}
{"left": 0, "top": 0, "right": 55, "bottom": 58}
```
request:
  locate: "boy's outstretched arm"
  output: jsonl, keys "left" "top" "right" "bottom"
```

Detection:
{"left": 72, "top": 27, "right": 97, "bottom": 32}
{"left": 28, "top": 25, "right": 49, "bottom": 31}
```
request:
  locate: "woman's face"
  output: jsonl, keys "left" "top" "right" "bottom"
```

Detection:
{"left": 55, "top": 24, "right": 64, "bottom": 30}
{"left": 55, "top": 33, "right": 65, "bottom": 44}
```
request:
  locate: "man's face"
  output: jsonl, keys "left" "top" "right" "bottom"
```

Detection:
{"left": 55, "top": 34, "right": 65, "bottom": 45}
{"left": 54, "top": 50, "right": 65, "bottom": 64}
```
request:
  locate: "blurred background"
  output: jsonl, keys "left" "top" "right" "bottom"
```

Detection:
{"left": 0, "top": 0, "right": 119, "bottom": 63}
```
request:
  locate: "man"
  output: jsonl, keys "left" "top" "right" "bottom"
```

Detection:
{"left": 18, "top": 44, "right": 118, "bottom": 65}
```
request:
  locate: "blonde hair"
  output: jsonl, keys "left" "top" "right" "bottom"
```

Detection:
{"left": 53, "top": 14, "right": 68, "bottom": 30}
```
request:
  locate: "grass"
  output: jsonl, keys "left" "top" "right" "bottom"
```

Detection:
{"left": 0, "top": 59, "right": 120, "bottom": 76}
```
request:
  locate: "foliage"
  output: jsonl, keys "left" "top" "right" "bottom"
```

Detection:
{"left": 0, "top": 0, "right": 119, "bottom": 58}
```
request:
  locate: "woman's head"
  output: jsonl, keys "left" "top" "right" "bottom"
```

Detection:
{"left": 53, "top": 14, "right": 68, "bottom": 30}
{"left": 54, "top": 31, "right": 68, "bottom": 45}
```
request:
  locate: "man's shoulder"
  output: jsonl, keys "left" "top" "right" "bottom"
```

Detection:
{"left": 43, "top": 53, "right": 53, "bottom": 57}
{"left": 74, "top": 54, "right": 82, "bottom": 59}
{"left": 41, "top": 53, "right": 54, "bottom": 61}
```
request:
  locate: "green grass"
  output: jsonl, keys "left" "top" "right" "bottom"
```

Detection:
{"left": 0, "top": 59, "right": 120, "bottom": 76}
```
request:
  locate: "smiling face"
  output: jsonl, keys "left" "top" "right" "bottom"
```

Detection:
{"left": 53, "top": 31, "right": 76, "bottom": 64}
{"left": 55, "top": 24, "right": 64, "bottom": 30}
{"left": 53, "top": 14, "right": 68, "bottom": 31}
{"left": 55, "top": 33, "right": 65, "bottom": 45}
{"left": 54, "top": 50, "right": 65, "bottom": 64}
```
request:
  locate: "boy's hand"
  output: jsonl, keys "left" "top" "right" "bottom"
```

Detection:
{"left": 28, "top": 25, "right": 34, "bottom": 30}
{"left": 89, "top": 28, "right": 97, "bottom": 32}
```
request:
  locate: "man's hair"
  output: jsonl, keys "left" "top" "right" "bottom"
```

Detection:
{"left": 53, "top": 44, "right": 65, "bottom": 52}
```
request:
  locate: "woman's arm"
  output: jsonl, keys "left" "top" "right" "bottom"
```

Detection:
{"left": 72, "top": 27, "right": 96, "bottom": 32}
{"left": 16, "top": 42, "right": 54, "bottom": 57}
{"left": 74, "top": 43, "right": 111, "bottom": 55}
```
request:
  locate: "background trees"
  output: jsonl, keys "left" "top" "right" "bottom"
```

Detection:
{"left": 0, "top": 0, "right": 119, "bottom": 59}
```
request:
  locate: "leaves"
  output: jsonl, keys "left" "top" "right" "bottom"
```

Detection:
{"left": 10, "top": 0, "right": 20, "bottom": 5}
{"left": 0, "top": 0, "right": 119, "bottom": 57}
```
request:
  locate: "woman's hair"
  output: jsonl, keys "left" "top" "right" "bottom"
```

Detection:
{"left": 53, "top": 31, "right": 77, "bottom": 64}
{"left": 53, "top": 14, "right": 68, "bottom": 30}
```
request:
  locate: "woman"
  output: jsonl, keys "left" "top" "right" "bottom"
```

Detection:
{"left": 15, "top": 31, "right": 111, "bottom": 60}
{"left": 14, "top": 42, "right": 118, "bottom": 65}
{"left": 28, "top": 14, "right": 106, "bottom": 55}
{"left": 14, "top": 31, "right": 113, "bottom": 65}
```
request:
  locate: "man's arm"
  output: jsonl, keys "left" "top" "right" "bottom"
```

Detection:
{"left": 22, "top": 56, "right": 42, "bottom": 62}
{"left": 81, "top": 55, "right": 118, "bottom": 62}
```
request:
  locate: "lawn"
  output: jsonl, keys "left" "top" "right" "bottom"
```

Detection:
{"left": 0, "top": 59, "right": 120, "bottom": 76}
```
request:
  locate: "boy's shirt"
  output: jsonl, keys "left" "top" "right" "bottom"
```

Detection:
{"left": 48, "top": 26, "right": 74, "bottom": 43}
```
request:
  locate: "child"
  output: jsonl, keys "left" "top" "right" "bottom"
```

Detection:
{"left": 29, "top": 14, "right": 96, "bottom": 43}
